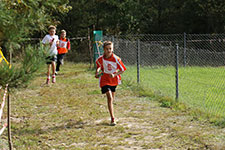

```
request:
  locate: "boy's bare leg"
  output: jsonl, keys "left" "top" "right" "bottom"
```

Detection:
{"left": 46, "top": 64, "right": 51, "bottom": 84}
{"left": 51, "top": 61, "right": 56, "bottom": 83}
{"left": 51, "top": 61, "right": 56, "bottom": 75}
{"left": 106, "top": 91, "right": 115, "bottom": 121}
{"left": 112, "top": 92, "right": 115, "bottom": 103}
{"left": 47, "top": 64, "right": 51, "bottom": 77}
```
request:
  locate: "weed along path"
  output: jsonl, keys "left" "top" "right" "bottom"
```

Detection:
{"left": 10, "top": 63, "right": 225, "bottom": 149}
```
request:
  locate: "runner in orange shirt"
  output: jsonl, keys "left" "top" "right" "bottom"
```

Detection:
{"left": 56, "top": 30, "right": 70, "bottom": 75}
{"left": 95, "top": 41, "right": 126, "bottom": 126}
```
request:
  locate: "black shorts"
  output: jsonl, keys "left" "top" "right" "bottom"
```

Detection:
{"left": 101, "top": 85, "right": 117, "bottom": 94}
{"left": 46, "top": 56, "right": 57, "bottom": 64}
{"left": 57, "top": 53, "right": 66, "bottom": 64}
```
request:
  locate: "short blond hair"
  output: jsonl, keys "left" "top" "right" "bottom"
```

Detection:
{"left": 61, "top": 29, "right": 66, "bottom": 33}
{"left": 103, "top": 41, "right": 113, "bottom": 48}
{"left": 48, "top": 25, "right": 56, "bottom": 31}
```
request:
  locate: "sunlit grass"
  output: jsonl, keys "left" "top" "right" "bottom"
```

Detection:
{"left": 1, "top": 62, "right": 224, "bottom": 149}
{"left": 123, "top": 65, "right": 225, "bottom": 118}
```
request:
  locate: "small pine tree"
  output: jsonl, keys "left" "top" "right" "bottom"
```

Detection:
{"left": 0, "top": 44, "right": 46, "bottom": 88}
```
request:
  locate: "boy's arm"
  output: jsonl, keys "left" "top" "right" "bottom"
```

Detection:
{"left": 95, "top": 67, "right": 101, "bottom": 78}
{"left": 42, "top": 35, "right": 47, "bottom": 45}
{"left": 41, "top": 36, "right": 49, "bottom": 53}
{"left": 67, "top": 39, "right": 71, "bottom": 50}
{"left": 110, "top": 58, "right": 126, "bottom": 78}
{"left": 49, "top": 38, "right": 54, "bottom": 47}
{"left": 110, "top": 70, "right": 124, "bottom": 78}
{"left": 56, "top": 40, "right": 59, "bottom": 47}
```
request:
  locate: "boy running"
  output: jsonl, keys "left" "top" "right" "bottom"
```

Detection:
{"left": 95, "top": 41, "right": 126, "bottom": 126}
{"left": 42, "top": 25, "right": 59, "bottom": 84}
{"left": 56, "top": 30, "right": 70, "bottom": 75}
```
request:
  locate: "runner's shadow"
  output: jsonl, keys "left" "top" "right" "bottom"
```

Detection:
{"left": 95, "top": 121, "right": 113, "bottom": 127}
{"left": 63, "top": 120, "right": 87, "bottom": 129}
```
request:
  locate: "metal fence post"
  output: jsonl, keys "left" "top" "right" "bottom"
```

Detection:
{"left": 137, "top": 39, "right": 140, "bottom": 83}
{"left": 183, "top": 32, "right": 187, "bottom": 67}
{"left": 88, "top": 27, "right": 93, "bottom": 68}
{"left": 175, "top": 44, "right": 179, "bottom": 101}
{"left": 111, "top": 35, "right": 114, "bottom": 43}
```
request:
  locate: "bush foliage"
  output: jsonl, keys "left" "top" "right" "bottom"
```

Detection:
{"left": 0, "top": 44, "right": 46, "bottom": 88}
{"left": 0, "top": 0, "right": 71, "bottom": 87}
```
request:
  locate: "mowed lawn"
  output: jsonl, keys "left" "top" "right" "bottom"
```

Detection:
{"left": 124, "top": 65, "right": 225, "bottom": 118}
{"left": 1, "top": 62, "right": 224, "bottom": 149}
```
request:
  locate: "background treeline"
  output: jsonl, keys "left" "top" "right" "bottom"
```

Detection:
{"left": 1, "top": 0, "right": 224, "bottom": 45}
{"left": 58, "top": 0, "right": 225, "bottom": 37}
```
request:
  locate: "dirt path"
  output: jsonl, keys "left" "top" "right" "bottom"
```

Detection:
{"left": 9, "top": 63, "right": 225, "bottom": 150}
{"left": 86, "top": 91, "right": 225, "bottom": 150}
{"left": 113, "top": 95, "right": 225, "bottom": 150}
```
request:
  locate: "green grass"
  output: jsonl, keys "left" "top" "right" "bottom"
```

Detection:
{"left": 0, "top": 62, "right": 224, "bottom": 149}
{"left": 123, "top": 65, "right": 225, "bottom": 118}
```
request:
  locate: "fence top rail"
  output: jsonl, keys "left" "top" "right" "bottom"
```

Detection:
{"left": 19, "top": 34, "right": 225, "bottom": 41}
{"left": 104, "top": 33, "right": 225, "bottom": 38}
{"left": 22, "top": 36, "right": 88, "bottom": 41}
{"left": 104, "top": 33, "right": 225, "bottom": 36}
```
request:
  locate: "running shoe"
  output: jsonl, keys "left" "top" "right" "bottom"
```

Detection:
{"left": 52, "top": 75, "right": 56, "bottom": 83}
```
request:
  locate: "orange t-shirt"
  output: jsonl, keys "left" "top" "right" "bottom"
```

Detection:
{"left": 57, "top": 38, "right": 70, "bottom": 54}
{"left": 96, "top": 53, "right": 126, "bottom": 87}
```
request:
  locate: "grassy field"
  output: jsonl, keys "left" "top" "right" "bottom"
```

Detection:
{"left": 124, "top": 65, "right": 225, "bottom": 118}
{"left": 0, "top": 62, "right": 225, "bottom": 149}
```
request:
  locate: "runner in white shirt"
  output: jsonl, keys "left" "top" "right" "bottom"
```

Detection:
{"left": 42, "top": 34, "right": 59, "bottom": 56}
{"left": 42, "top": 25, "right": 59, "bottom": 84}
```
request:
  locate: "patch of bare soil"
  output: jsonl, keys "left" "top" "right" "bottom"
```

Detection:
{"left": 101, "top": 95, "right": 225, "bottom": 150}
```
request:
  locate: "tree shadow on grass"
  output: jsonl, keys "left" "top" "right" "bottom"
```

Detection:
{"left": 13, "top": 118, "right": 114, "bottom": 137}
{"left": 12, "top": 119, "right": 88, "bottom": 136}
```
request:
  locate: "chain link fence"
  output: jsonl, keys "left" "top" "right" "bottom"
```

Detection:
{"left": 18, "top": 37, "right": 90, "bottom": 63}
{"left": 104, "top": 34, "right": 225, "bottom": 118}
{"left": 4, "top": 34, "right": 224, "bottom": 118}
{"left": 66, "top": 37, "right": 90, "bottom": 62}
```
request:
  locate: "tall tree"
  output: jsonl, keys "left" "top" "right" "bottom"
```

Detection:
{"left": 58, "top": 0, "right": 225, "bottom": 35}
